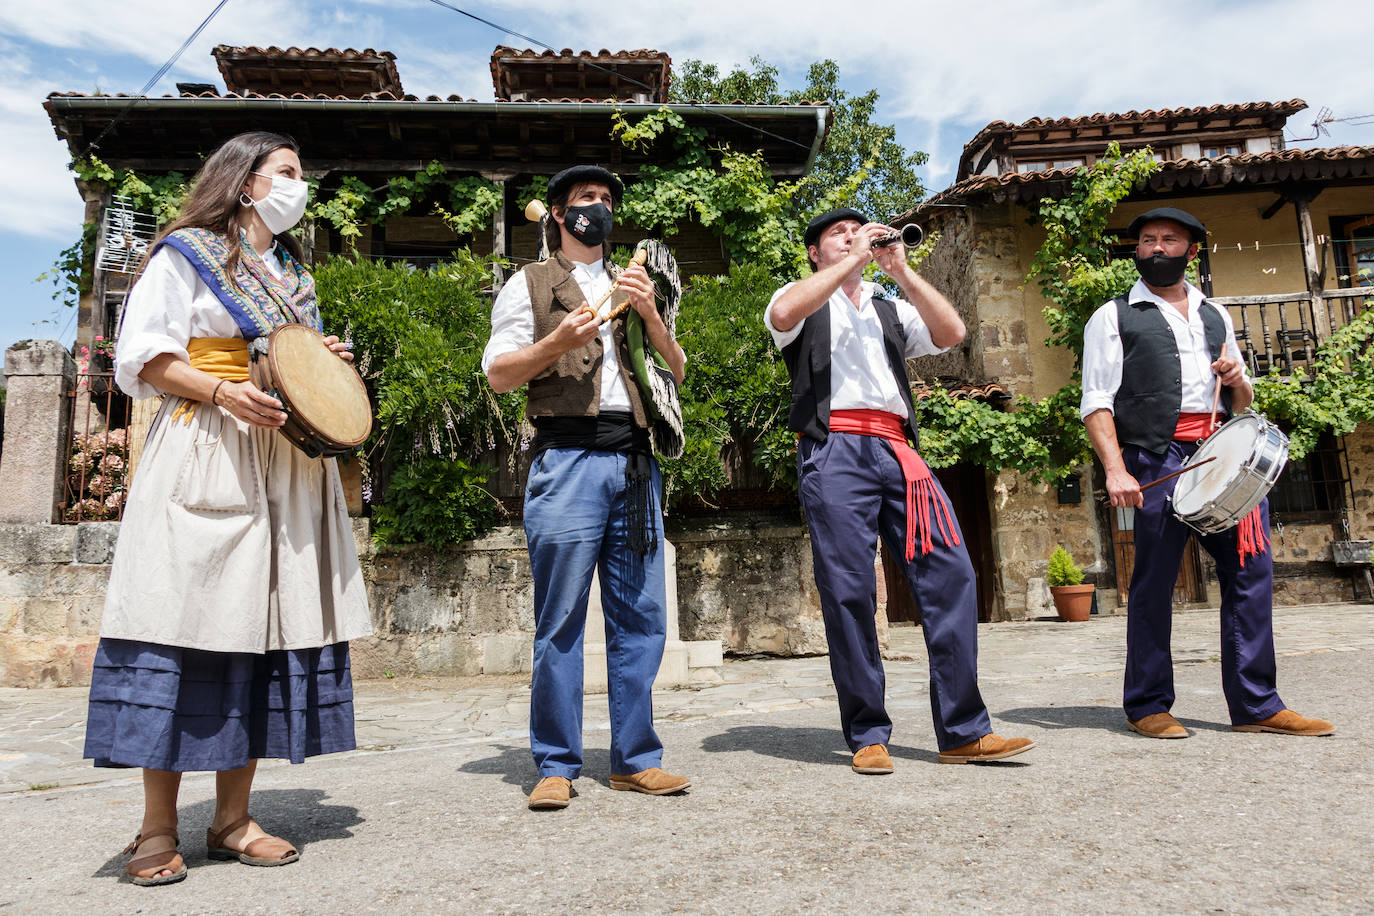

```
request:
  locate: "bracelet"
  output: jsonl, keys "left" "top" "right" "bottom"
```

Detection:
{"left": 211, "top": 379, "right": 227, "bottom": 407}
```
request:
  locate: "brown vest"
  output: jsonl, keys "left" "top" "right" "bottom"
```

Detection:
{"left": 524, "top": 251, "right": 649, "bottom": 425}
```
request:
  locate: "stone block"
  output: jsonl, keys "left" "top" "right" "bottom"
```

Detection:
{"left": 0, "top": 635, "right": 83, "bottom": 687}
{"left": 583, "top": 644, "right": 608, "bottom": 693}
{"left": 0, "top": 567, "right": 51, "bottom": 599}
{"left": 74, "top": 522, "right": 121, "bottom": 564}
{"left": 413, "top": 634, "right": 482, "bottom": 677}
{"left": 20, "top": 598, "right": 72, "bottom": 639}
{"left": 482, "top": 633, "right": 532, "bottom": 675}
{"left": 0, "top": 525, "right": 78, "bottom": 566}
{"left": 47, "top": 565, "right": 110, "bottom": 596}
{"left": 686, "top": 639, "right": 724, "bottom": 669}
{"left": 0, "top": 343, "right": 77, "bottom": 524}
{"left": 68, "top": 595, "right": 105, "bottom": 636}
{"left": 653, "top": 641, "right": 690, "bottom": 689}
{"left": 389, "top": 585, "right": 458, "bottom": 633}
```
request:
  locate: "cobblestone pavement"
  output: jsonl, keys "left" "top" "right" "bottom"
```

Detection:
{"left": 0, "top": 602, "right": 1371, "bottom": 913}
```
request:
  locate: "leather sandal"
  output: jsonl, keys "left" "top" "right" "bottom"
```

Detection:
{"left": 122, "top": 828, "right": 187, "bottom": 886}
{"left": 206, "top": 815, "right": 300, "bottom": 867}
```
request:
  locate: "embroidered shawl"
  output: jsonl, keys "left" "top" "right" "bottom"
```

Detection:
{"left": 155, "top": 227, "right": 321, "bottom": 339}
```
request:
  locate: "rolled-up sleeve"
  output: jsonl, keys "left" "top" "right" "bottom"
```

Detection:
{"left": 481, "top": 270, "right": 534, "bottom": 375}
{"left": 1079, "top": 302, "right": 1123, "bottom": 420}
{"left": 763, "top": 283, "right": 802, "bottom": 349}
{"left": 114, "top": 249, "right": 197, "bottom": 400}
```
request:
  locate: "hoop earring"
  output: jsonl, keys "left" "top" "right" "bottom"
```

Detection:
{"left": 239, "top": 191, "right": 254, "bottom": 207}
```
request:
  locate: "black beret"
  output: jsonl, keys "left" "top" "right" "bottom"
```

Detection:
{"left": 1128, "top": 207, "right": 1206, "bottom": 243}
{"left": 547, "top": 165, "right": 624, "bottom": 204}
{"left": 804, "top": 207, "right": 869, "bottom": 249}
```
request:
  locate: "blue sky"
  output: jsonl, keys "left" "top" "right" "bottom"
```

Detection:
{"left": 4, "top": 0, "right": 1373, "bottom": 368}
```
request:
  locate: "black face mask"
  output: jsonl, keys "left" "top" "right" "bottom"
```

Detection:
{"left": 1134, "top": 252, "right": 1190, "bottom": 287}
{"left": 563, "top": 202, "right": 613, "bottom": 247}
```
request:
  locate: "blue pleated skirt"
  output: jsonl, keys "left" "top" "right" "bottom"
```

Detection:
{"left": 84, "top": 638, "right": 356, "bottom": 771}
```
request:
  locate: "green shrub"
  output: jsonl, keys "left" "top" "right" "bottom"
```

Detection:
{"left": 1046, "top": 545, "right": 1085, "bottom": 587}
{"left": 369, "top": 457, "right": 496, "bottom": 547}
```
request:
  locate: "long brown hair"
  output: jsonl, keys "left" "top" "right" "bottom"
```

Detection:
{"left": 138, "top": 131, "right": 305, "bottom": 279}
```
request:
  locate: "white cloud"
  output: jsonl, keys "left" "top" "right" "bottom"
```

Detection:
{"left": 0, "top": 58, "right": 87, "bottom": 239}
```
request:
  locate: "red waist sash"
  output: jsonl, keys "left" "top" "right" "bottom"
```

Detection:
{"left": 828, "top": 409, "right": 961, "bottom": 560}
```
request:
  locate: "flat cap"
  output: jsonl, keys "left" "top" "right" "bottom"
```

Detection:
{"left": 804, "top": 207, "right": 868, "bottom": 249}
{"left": 547, "top": 165, "right": 624, "bottom": 204}
{"left": 1128, "top": 207, "right": 1206, "bottom": 243}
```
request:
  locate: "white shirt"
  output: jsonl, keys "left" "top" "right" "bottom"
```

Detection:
{"left": 114, "top": 244, "right": 285, "bottom": 400}
{"left": 481, "top": 258, "right": 631, "bottom": 411}
{"left": 764, "top": 280, "right": 945, "bottom": 421}
{"left": 1080, "top": 278, "right": 1248, "bottom": 420}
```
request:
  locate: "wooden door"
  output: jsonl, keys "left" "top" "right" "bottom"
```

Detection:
{"left": 1110, "top": 506, "right": 1207, "bottom": 604}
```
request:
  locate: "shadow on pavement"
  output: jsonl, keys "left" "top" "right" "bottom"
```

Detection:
{"left": 699, "top": 725, "right": 941, "bottom": 765}
{"left": 90, "top": 787, "right": 363, "bottom": 879}
{"left": 457, "top": 744, "right": 617, "bottom": 792}
{"left": 997, "top": 704, "right": 1232, "bottom": 734}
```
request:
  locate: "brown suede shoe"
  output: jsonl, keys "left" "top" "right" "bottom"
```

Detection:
{"left": 851, "top": 743, "right": 894, "bottom": 774}
{"left": 1233, "top": 708, "right": 1335, "bottom": 736}
{"left": 1128, "top": 712, "right": 1190, "bottom": 739}
{"left": 938, "top": 734, "right": 1035, "bottom": 764}
{"left": 609, "top": 767, "right": 691, "bottom": 795}
{"left": 528, "top": 776, "right": 572, "bottom": 810}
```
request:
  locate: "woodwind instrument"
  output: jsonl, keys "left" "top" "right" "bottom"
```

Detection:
{"left": 524, "top": 197, "right": 647, "bottom": 325}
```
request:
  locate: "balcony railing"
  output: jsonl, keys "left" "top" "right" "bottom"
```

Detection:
{"left": 1208, "top": 287, "right": 1373, "bottom": 376}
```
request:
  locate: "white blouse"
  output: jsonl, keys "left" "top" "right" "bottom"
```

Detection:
{"left": 764, "top": 280, "right": 945, "bottom": 421}
{"left": 115, "top": 243, "right": 283, "bottom": 400}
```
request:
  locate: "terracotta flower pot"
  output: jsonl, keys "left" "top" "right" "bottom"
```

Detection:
{"left": 1049, "top": 584, "right": 1094, "bottom": 622}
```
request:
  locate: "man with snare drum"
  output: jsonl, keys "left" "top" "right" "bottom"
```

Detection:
{"left": 1081, "top": 205, "right": 1333, "bottom": 740}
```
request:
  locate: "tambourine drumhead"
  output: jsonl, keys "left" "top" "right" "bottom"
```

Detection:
{"left": 1171, "top": 414, "right": 1263, "bottom": 516}
{"left": 267, "top": 325, "right": 372, "bottom": 448}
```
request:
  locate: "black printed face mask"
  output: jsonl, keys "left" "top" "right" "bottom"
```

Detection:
{"left": 563, "top": 203, "right": 613, "bottom": 246}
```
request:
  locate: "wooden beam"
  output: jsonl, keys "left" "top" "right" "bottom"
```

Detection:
{"left": 1260, "top": 195, "right": 1288, "bottom": 220}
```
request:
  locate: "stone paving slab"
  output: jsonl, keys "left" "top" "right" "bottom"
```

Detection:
{"left": 0, "top": 635, "right": 1369, "bottom": 913}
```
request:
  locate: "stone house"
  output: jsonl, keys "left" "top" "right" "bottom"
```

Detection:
{"left": 895, "top": 99, "right": 1374, "bottom": 620}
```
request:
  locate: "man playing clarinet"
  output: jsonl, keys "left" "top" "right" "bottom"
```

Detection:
{"left": 766, "top": 208, "right": 1035, "bottom": 773}
{"left": 484, "top": 165, "right": 689, "bottom": 809}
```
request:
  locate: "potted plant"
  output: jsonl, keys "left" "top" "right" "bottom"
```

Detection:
{"left": 1047, "top": 545, "right": 1094, "bottom": 622}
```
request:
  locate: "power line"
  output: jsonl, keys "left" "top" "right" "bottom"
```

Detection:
{"left": 75, "top": 0, "right": 233, "bottom": 161}
{"left": 422, "top": 0, "right": 816, "bottom": 154}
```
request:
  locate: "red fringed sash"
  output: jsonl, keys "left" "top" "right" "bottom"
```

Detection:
{"left": 1173, "top": 412, "right": 1268, "bottom": 566}
{"left": 828, "top": 409, "right": 961, "bottom": 560}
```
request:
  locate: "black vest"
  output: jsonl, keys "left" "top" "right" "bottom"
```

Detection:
{"left": 781, "top": 295, "right": 920, "bottom": 445}
{"left": 1113, "top": 294, "right": 1233, "bottom": 454}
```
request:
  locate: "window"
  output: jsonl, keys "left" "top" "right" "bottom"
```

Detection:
{"left": 1016, "top": 157, "right": 1086, "bottom": 173}
{"left": 1331, "top": 215, "right": 1374, "bottom": 288}
{"left": 1202, "top": 143, "right": 1244, "bottom": 158}
{"left": 1268, "top": 433, "right": 1350, "bottom": 520}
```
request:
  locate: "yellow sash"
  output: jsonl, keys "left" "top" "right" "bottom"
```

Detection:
{"left": 170, "top": 337, "right": 251, "bottom": 424}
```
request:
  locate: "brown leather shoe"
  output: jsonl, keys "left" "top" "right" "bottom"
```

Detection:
{"left": 938, "top": 733, "right": 1035, "bottom": 764}
{"left": 609, "top": 767, "right": 691, "bottom": 795}
{"left": 1233, "top": 708, "right": 1335, "bottom": 736}
{"left": 205, "top": 815, "right": 299, "bottom": 867}
{"left": 851, "top": 743, "right": 894, "bottom": 774}
{"left": 528, "top": 776, "right": 572, "bottom": 809}
{"left": 1128, "top": 712, "right": 1190, "bottom": 739}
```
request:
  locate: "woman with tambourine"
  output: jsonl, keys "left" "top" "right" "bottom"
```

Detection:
{"left": 84, "top": 131, "right": 372, "bottom": 885}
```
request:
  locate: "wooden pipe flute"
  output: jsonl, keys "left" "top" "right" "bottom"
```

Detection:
{"left": 589, "top": 248, "right": 648, "bottom": 324}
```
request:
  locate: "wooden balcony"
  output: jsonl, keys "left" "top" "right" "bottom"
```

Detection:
{"left": 1208, "top": 287, "right": 1372, "bottom": 376}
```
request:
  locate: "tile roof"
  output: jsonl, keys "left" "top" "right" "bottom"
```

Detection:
{"left": 958, "top": 99, "right": 1308, "bottom": 178}
{"left": 913, "top": 380, "right": 1012, "bottom": 403}
{"left": 899, "top": 145, "right": 1374, "bottom": 224}
{"left": 490, "top": 46, "right": 672, "bottom": 102}
{"left": 211, "top": 45, "right": 404, "bottom": 99}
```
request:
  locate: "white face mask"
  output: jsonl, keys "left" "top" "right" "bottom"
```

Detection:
{"left": 245, "top": 172, "right": 309, "bottom": 234}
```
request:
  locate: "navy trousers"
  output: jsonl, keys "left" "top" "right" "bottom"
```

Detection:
{"left": 1122, "top": 441, "right": 1286, "bottom": 725}
{"left": 798, "top": 432, "right": 992, "bottom": 752}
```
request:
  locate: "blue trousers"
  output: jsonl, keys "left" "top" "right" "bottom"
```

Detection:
{"left": 523, "top": 448, "right": 667, "bottom": 778}
{"left": 798, "top": 433, "right": 992, "bottom": 752}
{"left": 1122, "top": 442, "right": 1286, "bottom": 725}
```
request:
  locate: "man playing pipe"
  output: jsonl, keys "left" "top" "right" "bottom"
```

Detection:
{"left": 1081, "top": 205, "right": 1333, "bottom": 739}
{"left": 766, "top": 208, "right": 1035, "bottom": 772}
{"left": 484, "top": 165, "right": 689, "bottom": 809}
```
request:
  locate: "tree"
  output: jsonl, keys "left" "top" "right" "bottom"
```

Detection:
{"left": 669, "top": 56, "right": 927, "bottom": 221}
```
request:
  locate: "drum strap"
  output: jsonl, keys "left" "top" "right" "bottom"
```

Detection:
{"left": 827, "top": 409, "right": 960, "bottom": 561}
{"left": 168, "top": 337, "right": 249, "bottom": 425}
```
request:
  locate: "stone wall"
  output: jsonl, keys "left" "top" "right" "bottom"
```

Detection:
{"left": 917, "top": 210, "right": 978, "bottom": 380}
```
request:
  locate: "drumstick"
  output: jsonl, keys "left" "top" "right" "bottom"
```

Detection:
{"left": 1208, "top": 375, "right": 1224, "bottom": 434}
{"left": 1095, "top": 456, "right": 1218, "bottom": 504}
{"left": 586, "top": 248, "right": 649, "bottom": 324}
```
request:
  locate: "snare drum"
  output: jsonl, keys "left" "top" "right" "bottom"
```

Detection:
{"left": 248, "top": 324, "right": 373, "bottom": 458}
{"left": 1169, "top": 412, "right": 1289, "bottom": 535}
